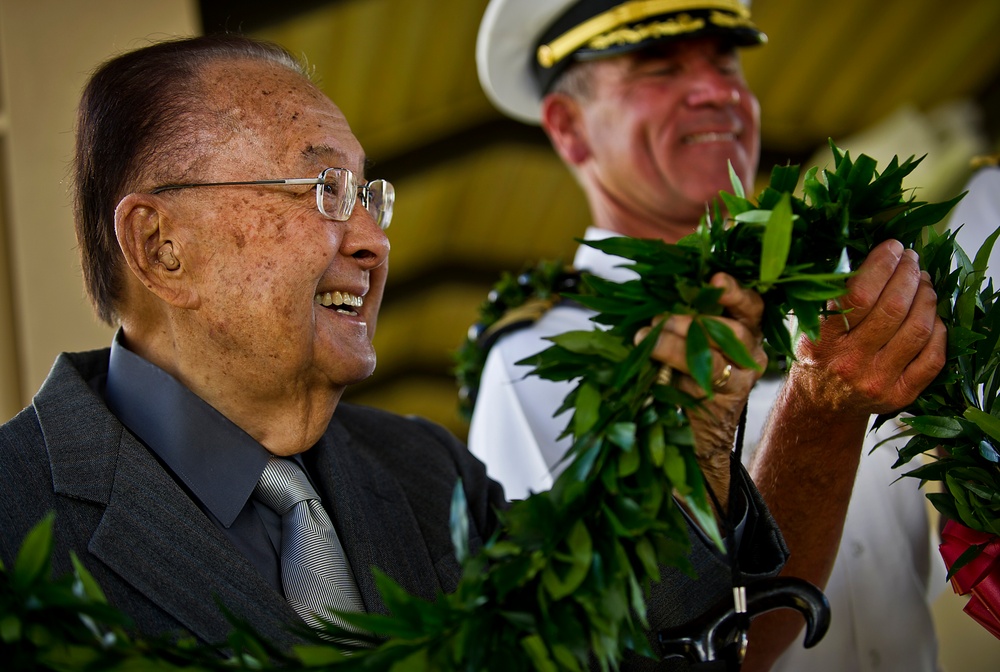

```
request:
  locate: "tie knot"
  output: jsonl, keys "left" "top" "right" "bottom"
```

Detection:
{"left": 254, "top": 457, "right": 320, "bottom": 515}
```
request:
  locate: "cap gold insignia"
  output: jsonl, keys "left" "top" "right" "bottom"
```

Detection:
{"left": 537, "top": 0, "right": 751, "bottom": 68}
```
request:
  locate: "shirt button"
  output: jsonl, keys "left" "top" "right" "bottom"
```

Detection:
{"left": 851, "top": 541, "right": 864, "bottom": 557}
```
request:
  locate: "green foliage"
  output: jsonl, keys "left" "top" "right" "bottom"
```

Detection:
{"left": 0, "top": 514, "right": 268, "bottom": 671}
{"left": 885, "top": 224, "right": 1000, "bottom": 537}
{"left": 4, "top": 143, "right": 984, "bottom": 670}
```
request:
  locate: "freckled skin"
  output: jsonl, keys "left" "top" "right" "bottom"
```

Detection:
{"left": 132, "top": 59, "right": 390, "bottom": 455}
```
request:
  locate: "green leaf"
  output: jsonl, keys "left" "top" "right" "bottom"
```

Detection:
{"left": 892, "top": 433, "right": 939, "bottom": 467}
{"left": 903, "top": 415, "right": 964, "bottom": 439}
{"left": 70, "top": 552, "right": 108, "bottom": 604}
{"left": 685, "top": 320, "right": 713, "bottom": 393}
{"left": 947, "top": 326, "right": 986, "bottom": 358}
{"left": 574, "top": 382, "right": 602, "bottom": 437}
{"left": 371, "top": 569, "right": 433, "bottom": 633}
{"left": 542, "top": 521, "right": 592, "bottom": 600}
{"left": 0, "top": 616, "right": 21, "bottom": 643}
{"left": 761, "top": 303, "right": 794, "bottom": 359}
{"left": 946, "top": 473, "right": 980, "bottom": 531}
{"left": 389, "top": 648, "right": 431, "bottom": 672}
{"left": 549, "top": 330, "right": 630, "bottom": 362}
{"left": 552, "top": 644, "right": 585, "bottom": 671}
{"left": 760, "top": 192, "right": 794, "bottom": 284}
{"left": 522, "top": 634, "right": 559, "bottom": 672}
{"left": 768, "top": 163, "right": 801, "bottom": 194}
{"left": 727, "top": 160, "right": 745, "bottom": 199}
{"left": 634, "top": 537, "right": 660, "bottom": 583}
{"left": 945, "top": 543, "right": 988, "bottom": 582}
{"left": 618, "top": 442, "right": 641, "bottom": 477}
{"left": 720, "top": 191, "right": 753, "bottom": 217}
{"left": 613, "top": 322, "right": 663, "bottom": 390}
{"left": 662, "top": 443, "right": 687, "bottom": 490}
{"left": 979, "top": 440, "right": 1000, "bottom": 463}
{"left": 802, "top": 166, "right": 829, "bottom": 207}
{"left": 607, "top": 422, "right": 637, "bottom": 451}
{"left": 647, "top": 422, "right": 666, "bottom": 467}
{"left": 294, "top": 644, "right": 348, "bottom": 665}
{"left": 778, "top": 279, "right": 847, "bottom": 301}
{"left": 12, "top": 511, "right": 55, "bottom": 591}
{"left": 701, "top": 318, "right": 760, "bottom": 370}
{"left": 965, "top": 407, "right": 1000, "bottom": 444}
{"left": 676, "top": 490, "right": 724, "bottom": 553}
{"left": 733, "top": 210, "right": 773, "bottom": 224}
{"left": 450, "top": 481, "right": 470, "bottom": 564}
{"left": 845, "top": 152, "right": 877, "bottom": 192}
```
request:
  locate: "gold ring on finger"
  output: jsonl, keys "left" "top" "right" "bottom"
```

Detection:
{"left": 655, "top": 365, "right": 673, "bottom": 386}
{"left": 713, "top": 364, "right": 733, "bottom": 390}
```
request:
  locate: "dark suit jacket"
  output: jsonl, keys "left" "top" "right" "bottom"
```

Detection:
{"left": 0, "top": 349, "right": 504, "bottom": 649}
{"left": 0, "top": 349, "right": 786, "bottom": 668}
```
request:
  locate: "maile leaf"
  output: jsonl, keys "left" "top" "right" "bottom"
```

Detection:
{"left": 12, "top": 511, "right": 55, "bottom": 591}
{"left": 701, "top": 318, "right": 760, "bottom": 370}
{"left": 574, "top": 382, "right": 602, "bottom": 437}
{"left": 965, "top": 407, "right": 1000, "bottom": 444}
{"left": 685, "top": 320, "right": 713, "bottom": 392}
{"left": 759, "top": 192, "right": 793, "bottom": 285}
{"left": 904, "top": 415, "right": 965, "bottom": 439}
{"left": 450, "top": 481, "right": 470, "bottom": 564}
{"left": 727, "top": 160, "right": 745, "bottom": 199}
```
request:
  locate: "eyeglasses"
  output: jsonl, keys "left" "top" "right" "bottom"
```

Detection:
{"left": 150, "top": 167, "right": 394, "bottom": 230}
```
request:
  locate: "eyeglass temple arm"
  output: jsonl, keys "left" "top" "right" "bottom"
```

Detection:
{"left": 149, "top": 178, "right": 322, "bottom": 194}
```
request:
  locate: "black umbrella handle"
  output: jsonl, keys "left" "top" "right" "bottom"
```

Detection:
{"left": 657, "top": 577, "right": 830, "bottom": 668}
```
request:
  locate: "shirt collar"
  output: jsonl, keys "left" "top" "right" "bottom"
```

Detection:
{"left": 104, "top": 330, "right": 271, "bottom": 527}
{"left": 573, "top": 227, "right": 640, "bottom": 283}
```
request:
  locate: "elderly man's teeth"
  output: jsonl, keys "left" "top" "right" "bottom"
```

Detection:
{"left": 313, "top": 291, "right": 364, "bottom": 308}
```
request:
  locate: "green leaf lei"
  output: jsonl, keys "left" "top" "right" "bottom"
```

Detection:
{"left": 4, "top": 142, "right": 995, "bottom": 671}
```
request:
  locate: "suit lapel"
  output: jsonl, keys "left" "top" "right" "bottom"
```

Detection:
{"left": 36, "top": 351, "right": 303, "bottom": 647}
{"left": 309, "top": 421, "right": 441, "bottom": 614}
{"left": 90, "top": 437, "right": 303, "bottom": 646}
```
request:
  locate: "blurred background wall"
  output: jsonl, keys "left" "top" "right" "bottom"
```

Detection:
{"left": 0, "top": 0, "right": 998, "bottom": 667}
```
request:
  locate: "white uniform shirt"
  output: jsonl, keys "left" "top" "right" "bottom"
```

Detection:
{"left": 469, "top": 227, "right": 944, "bottom": 671}
{"left": 949, "top": 167, "right": 1000, "bottom": 277}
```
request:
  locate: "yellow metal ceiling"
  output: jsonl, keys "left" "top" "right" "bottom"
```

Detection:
{"left": 223, "top": 0, "right": 1000, "bottom": 439}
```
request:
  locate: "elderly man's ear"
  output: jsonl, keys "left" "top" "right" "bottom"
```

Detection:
{"left": 114, "top": 193, "right": 198, "bottom": 309}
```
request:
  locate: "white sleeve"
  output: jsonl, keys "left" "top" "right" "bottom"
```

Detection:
{"left": 467, "top": 304, "right": 593, "bottom": 500}
{"left": 950, "top": 167, "right": 1000, "bottom": 275}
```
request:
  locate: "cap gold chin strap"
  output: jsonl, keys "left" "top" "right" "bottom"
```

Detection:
{"left": 537, "top": 0, "right": 749, "bottom": 68}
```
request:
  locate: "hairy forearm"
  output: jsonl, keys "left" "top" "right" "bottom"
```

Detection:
{"left": 751, "top": 368, "right": 870, "bottom": 583}
{"left": 739, "top": 369, "right": 870, "bottom": 670}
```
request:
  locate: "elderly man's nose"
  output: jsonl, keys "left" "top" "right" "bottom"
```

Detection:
{"left": 344, "top": 207, "right": 390, "bottom": 267}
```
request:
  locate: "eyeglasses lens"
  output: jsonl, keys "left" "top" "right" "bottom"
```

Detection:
{"left": 318, "top": 168, "right": 393, "bottom": 230}
{"left": 367, "top": 180, "right": 394, "bottom": 230}
{"left": 320, "top": 168, "right": 355, "bottom": 221}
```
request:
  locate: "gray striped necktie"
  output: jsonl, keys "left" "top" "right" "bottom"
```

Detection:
{"left": 253, "top": 457, "right": 366, "bottom": 640}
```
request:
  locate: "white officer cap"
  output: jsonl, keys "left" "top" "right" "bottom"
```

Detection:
{"left": 477, "top": 0, "right": 765, "bottom": 124}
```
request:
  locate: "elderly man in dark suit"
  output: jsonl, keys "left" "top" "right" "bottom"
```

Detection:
{"left": 0, "top": 35, "right": 783, "bottom": 667}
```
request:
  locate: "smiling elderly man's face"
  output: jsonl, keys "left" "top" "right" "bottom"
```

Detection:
{"left": 158, "top": 59, "right": 391, "bottom": 404}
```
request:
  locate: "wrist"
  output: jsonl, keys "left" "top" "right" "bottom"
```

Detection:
{"left": 784, "top": 359, "right": 871, "bottom": 424}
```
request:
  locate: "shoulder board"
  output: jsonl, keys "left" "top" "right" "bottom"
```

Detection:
{"left": 455, "top": 262, "right": 583, "bottom": 420}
